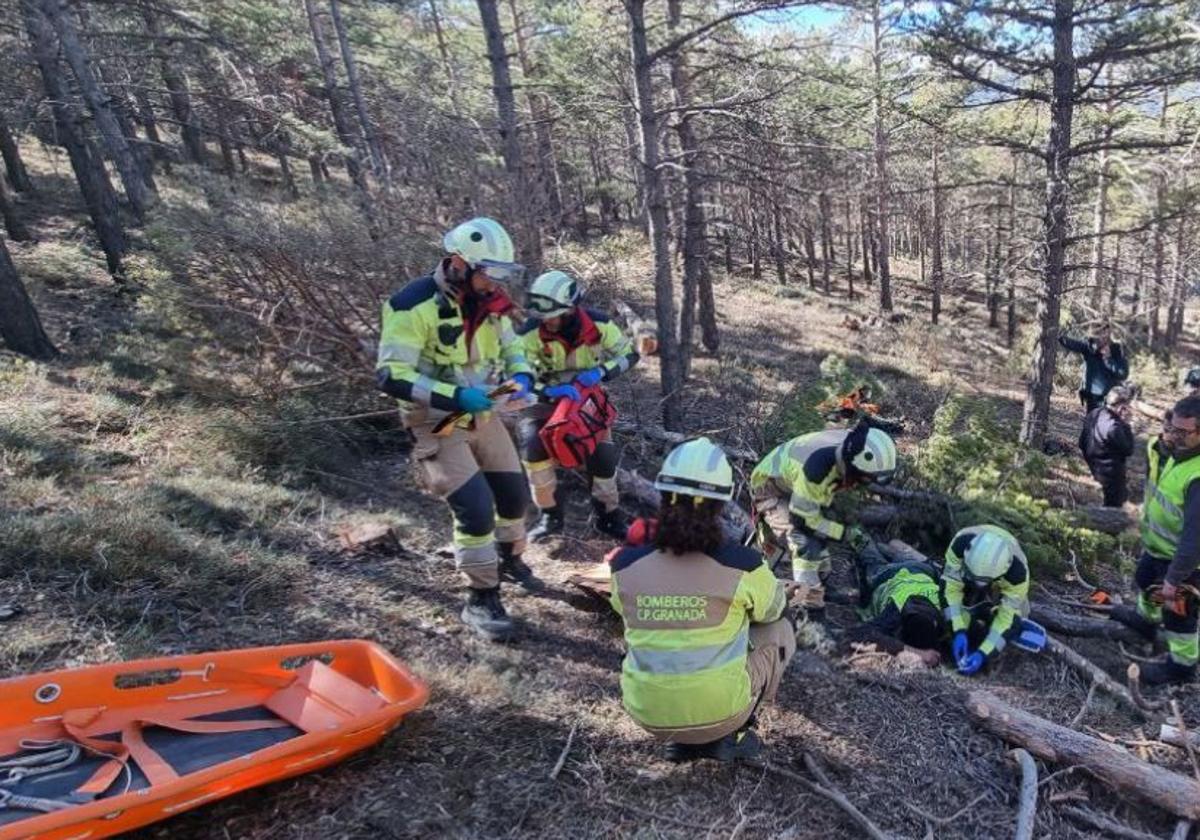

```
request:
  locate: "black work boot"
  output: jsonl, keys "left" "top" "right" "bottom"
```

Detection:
{"left": 461, "top": 587, "right": 515, "bottom": 643}
{"left": 591, "top": 502, "right": 627, "bottom": 540}
{"left": 527, "top": 508, "right": 564, "bottom": 543}
{"left": 1140, "top": 659, "right": 1195, "bottom": 686}
{"left": 1110, "top": 605, "right": 1158, "bottom": 643}
{"left": 665, "top": 729, "right": 762, "bottom": 763}
{"left": 498, "top": 546, "right": 545, "bottom": 592}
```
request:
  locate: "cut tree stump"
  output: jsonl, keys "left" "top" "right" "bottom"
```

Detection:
{"left": 334, "top": 522, "right": 398, "bottom": 553}
{"left": 966, "top": 690, "right": 1200, "bottom": 820}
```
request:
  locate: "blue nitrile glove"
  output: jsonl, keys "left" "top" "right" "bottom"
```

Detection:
{"left": 456, "top": 387, "right": 493, "bottom": 414}
{"left": 508, "top": 373, "right": 533, "bottom": 402}
{"left": 958, "top": 650, "right": 987, "bottom": 676}
{"left": 574, "top": 367, "right": 604, "bottom": 389}
{"left": 952, "top": 632, "right": 969, "bottom": 665}
{"left": 545, "top": 383, "right": 582, "bottom": 402}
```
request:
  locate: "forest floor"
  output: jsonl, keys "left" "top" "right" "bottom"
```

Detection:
{"left": 3, "top": 145, "right": 1200, "bottom": 839}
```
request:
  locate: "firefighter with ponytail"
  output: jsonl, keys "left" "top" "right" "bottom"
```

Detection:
{"left": 517, "top": 270, "right": 640, "bottom": 542}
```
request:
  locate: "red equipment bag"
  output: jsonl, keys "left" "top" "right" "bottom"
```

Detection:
{"left": 538, "top": 385, "right": 617, "bottom": 469}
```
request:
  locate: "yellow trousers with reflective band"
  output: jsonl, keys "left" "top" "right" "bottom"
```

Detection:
{"left": 752, "top": 490, "right": 830, "bottom": 587}
{"left": 1134, "top": 552, "right": 1199, "bottom": 668}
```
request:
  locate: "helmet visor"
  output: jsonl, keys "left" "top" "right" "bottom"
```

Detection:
{"left": 475, "top": 259, "right": 526, "bottom": 285}
{"left": 527, "top": 292, "right": 570, "bottom": 317}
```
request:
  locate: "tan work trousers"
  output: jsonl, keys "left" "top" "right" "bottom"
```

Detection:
{"left": 642, "top": 618, "right": 797, "bottom": 745}
{"left": 409, "top": 411, "right": 527, "bottom": 588}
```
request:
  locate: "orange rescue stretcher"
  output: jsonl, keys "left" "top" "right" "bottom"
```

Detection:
{"left": 0, "top": 640, "right": 428, "bottom": 840}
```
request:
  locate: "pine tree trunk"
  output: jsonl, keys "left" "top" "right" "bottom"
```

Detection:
{"left": 803, "top": 225, "right": 817, "bottom": 289}
{"left": 668, "top": 0, "right": 716, "bottom": 368}
{"left": 1088, "top": 131, "right": 1112, "bottom": 313}
{"left": 1006, "top": 159, "right": 1019, "bottom": 347}
{"left": 0, "top": 174, "right": 32, "bottom": 242}
{"left": 507, "top": 0, "right": 564, "bottom": 230}
{"left": 477, "top": 0, "right": 542, "bottom": 271}
{"left": 22, "top": 0, "right": 125, "bottom": 274}
{"left": 39, "top": 0, "right": 153, "bottom": 218}
{"left": 1019, "top": 0, "right": 1076, "bottom": 448}
{"left": 0, "top": 235, "right": 57, "bottom": 360}
{"left": 1108, "top": 234, "right": 1121, "bottom": 318}
{"left": 143, "top": 8, "right": 204, "bottom": 165}
{"left": 772, "top": 204, "right": 787, "bottom": 285}
{"left": 819, "top": 190, "right": 833, "bottom": 293}
{"left": 622, "top": 103, "right": 646, "bottom": 235}
{"left": 328, "top": 0, "right": 387, "bottom": 181}
{"left": 931, "top": 144, "right": 945, "bottom": 325}
{"left": 303, "top": 0, "right": 368, "bottom": 193}
{"left": 0, "top": 112, "right": 33, "bottom": 192}
{"left": 870, "top": 0, "right": 893, "bottom": 311}
{"left": 860, "top": 194, "right": 874, "bottom": 286}
{"left": 626, "top": 0, "right": 681, "bottom": 429}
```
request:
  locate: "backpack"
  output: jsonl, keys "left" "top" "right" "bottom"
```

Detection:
{"left": 538, "top": 385, "right": 617, "bottom": 469}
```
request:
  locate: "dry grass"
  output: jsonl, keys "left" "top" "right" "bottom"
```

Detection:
{"left": 3, "top": 140, "right": 1199, "bottom": 838}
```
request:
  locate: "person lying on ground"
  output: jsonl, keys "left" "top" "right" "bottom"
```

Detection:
{"left": 843, "top": 542, "right": 944, "bottom": 666}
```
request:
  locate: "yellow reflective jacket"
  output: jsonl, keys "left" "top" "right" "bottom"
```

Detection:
{"left": 375, "top": 275, "right": 531, "bottom": 421}
{"left": 609, "top": 541, "right": 786, "bottom": 730}
{"left": 518, "top": 308, "right": 637, "bottom": 393}
{"left": 751, "top": 430, "right": 850, "bottom": 540}
{"left": 942, "top": 525, "right": 1030, "bottom": 656}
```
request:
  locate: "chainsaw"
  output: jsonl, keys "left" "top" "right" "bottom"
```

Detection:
{"left": 431, "top": 381, "right": 522, "bottom": 437}
{"left": 1146, "top": 582, "right": 1200, "bottom": 616}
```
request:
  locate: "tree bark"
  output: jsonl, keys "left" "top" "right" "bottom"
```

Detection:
{"left": 21, "top": 0, "right": 125, "bottom": 274}
{"left": 930, "top": 143, "right": 945, "bottom": 325}
{"left": 328, "top": 0, "right": 387, "bottom": 181}
{"left": 0, "top": 235, "right": 57, "bottom": 360}
{"left": 40, "top": 0, "right": 153, "bottom": 218}
{"left": 819, "top": 190, "right": 833, "bottom": 293}
{"left": 967, "top": 690, "right": 1200, "bottom": 820}
{"left": 1019, "top": 0, "right": 1076, "bottom": 448}
{"left": 0, "top": 112, "right": 33, "bottom": 192}
{"left": 870, "top": 0, "right": 893, "bottom": 311}
{"left": 142, "top": 8, "right": 204, "bottom": 164}
{"left": 477, "top": 0, "right": 542, "bottom": 271}
{"left": 507, "top": 0, "right": 564, "bottom": 229}
{"left": 626, "top": 0, "right": 682, "bottom": 429}
{"left": 303, "top": 0, "right": 368, "bottom": 192}
{"left": 1088, "top": 95, "right": 1113, "bottom": 312}
{"left": 0, "top": 174, "right": 32, "bottom": 242}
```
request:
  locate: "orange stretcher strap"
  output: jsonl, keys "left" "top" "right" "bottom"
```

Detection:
{"left": 60, "top": 708, "right": 294, "bottom": 798}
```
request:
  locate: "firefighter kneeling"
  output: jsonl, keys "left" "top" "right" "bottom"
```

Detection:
{"left": 610, "top": 438, "right": 795, "bottom": 762}
{"left": 518, "top": 270, "right": 640, "bottom": 542}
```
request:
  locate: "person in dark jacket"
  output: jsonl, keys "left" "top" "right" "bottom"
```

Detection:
{"left": 1079, "top": 384, "right": 1137, "bottom": 507}
{"left": 1059, "top": 323, "right": 1129, "bottom": 411}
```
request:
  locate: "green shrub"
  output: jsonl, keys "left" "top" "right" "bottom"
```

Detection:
{"left": 907, "top": 395, "right": 1116, "bottom": 575}
{"left": 762, "top": 354, "right": 885, "bottom": 448}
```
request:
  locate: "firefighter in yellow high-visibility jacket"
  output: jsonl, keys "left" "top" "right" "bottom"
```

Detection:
{"left": 375, "top": 217, "right": 538, "bottom": 643}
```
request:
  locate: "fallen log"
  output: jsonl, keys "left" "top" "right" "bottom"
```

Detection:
{"left": 966, "top": 690, "right": 1200, "bottom": 820}
{"left": 1010, "top": 748, "right": 1038, "bottom": 840}
{"left": 1045, "top": 636, "right": 1148, "bottom": 720}
{"left": 1030, "top": 604, "right": 1147, "bottom": 645}
{"left": 613, "top": 300, "right": 659, "bottom": 356}
{"left": 616, "top": 467, "right": 752, "bottom": 541}
{"left": 1160, "top": 724, "right": 1200, "bottom": 752}
{"left": 1062, "top": 806, "right": 1161, "bottom": 840}
{"left": 612, "top": 421, "right": 758, "bottom": 461}
{"left": 1066, "top": 505, "right": 1136, "bottom": 535}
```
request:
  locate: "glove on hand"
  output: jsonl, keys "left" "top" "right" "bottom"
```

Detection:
{"left": 574, "top": 367, "right": 604, "bottom": 388}
{"left": 545, "top": 383, "right": 582, "bottom": 402}
{"left": 456, "top": 387, "right": 493, "bottom": 414}
{"left": 508, "top": 373, "right": 534, "bottom": 402}
{"left": 952, "top": 632, "right": 969, "bottom": 665}
{"left": 958, "top": 650, "right": 987, "bottom": 676}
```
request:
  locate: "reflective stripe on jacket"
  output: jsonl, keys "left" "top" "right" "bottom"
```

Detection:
{"left": 609, "top": 541, "right": 786, "bottom": 730}
{"left": 942, "top": 525, "right": 1030, "bottom": 656}
{"left": 1142, "top": 436, "right": 1200, "bottom": 561}
{"left": 868, "top": 562, "right": 942, "bottom": 620}
{"left": 518, "top": 308, "right": 637, "bottom": 390}
{"left": 751, "top": 430, "right": 848, "bottom": 541}
{"left": 376, "top": 275, "right": 531, "bottom": 419}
